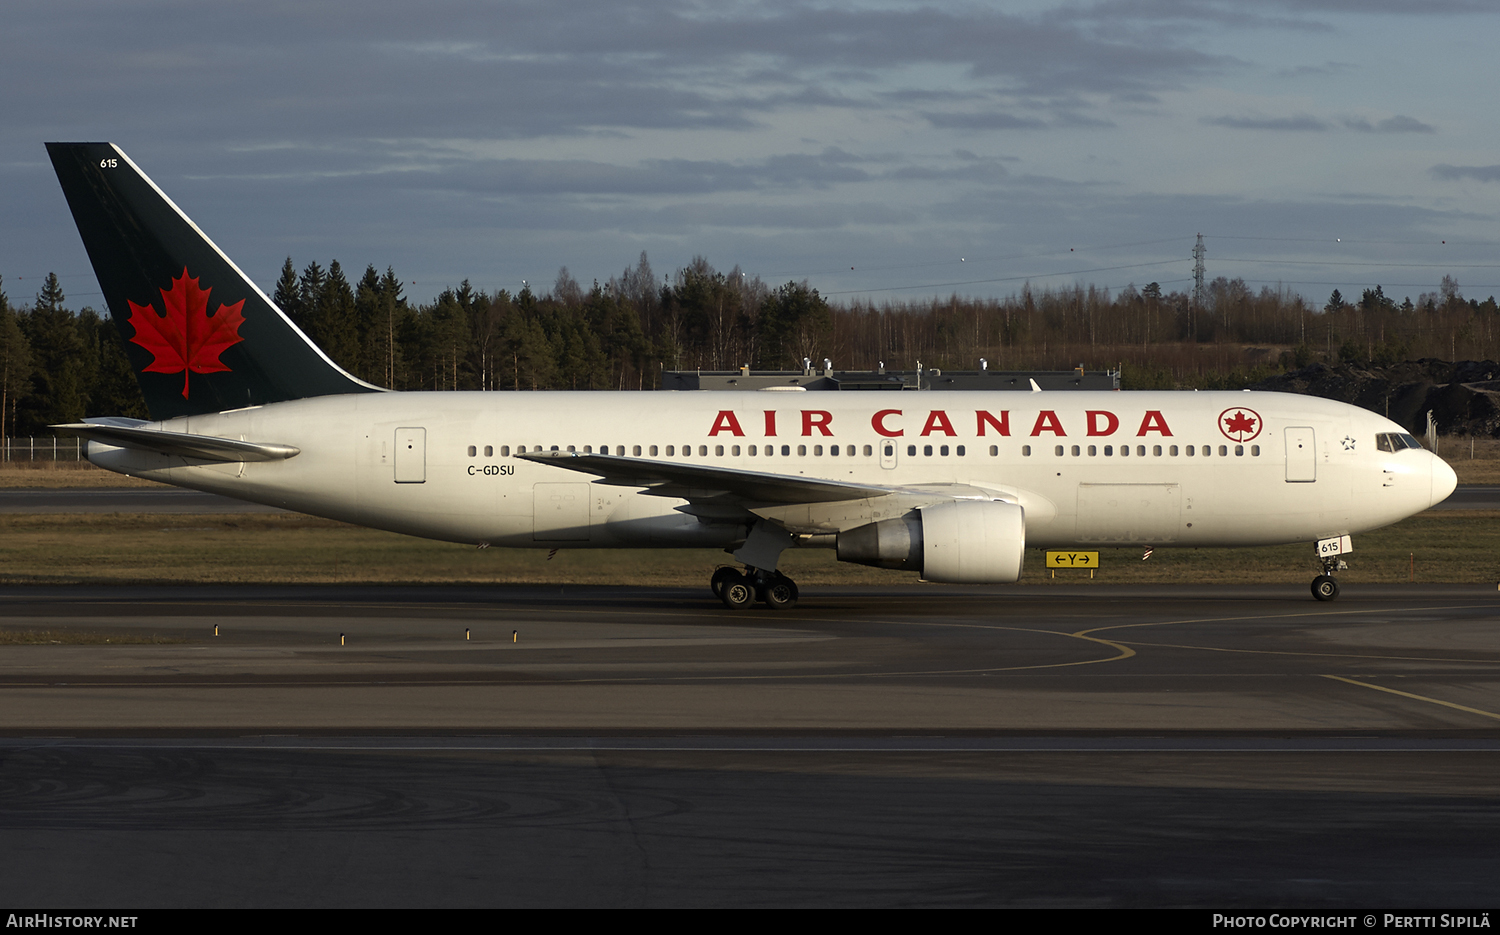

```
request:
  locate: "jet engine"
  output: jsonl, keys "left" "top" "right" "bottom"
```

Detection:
{"left": 836, "top": 500, "right": 1025, "bottom": 583}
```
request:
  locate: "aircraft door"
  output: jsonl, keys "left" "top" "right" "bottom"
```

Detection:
{"left": 880, "top": 439, "right": 898, "bottom": 470}
{"left": 394, "top": 427, "right": 426, "bottom": 483}
{"left": 1285, "top": 427, "right": 1316, "bottom": 483}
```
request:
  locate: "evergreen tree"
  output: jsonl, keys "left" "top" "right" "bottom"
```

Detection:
{"left": 295, "top": 261, "right": 325, "bottom": 333}
{"left": 16, "top": 273, "right": 86, "bottom": 433}
{"left": 272, "top": 257, "right": 301, "bottom": 320}
{"left": 0, "top": 276, "right": 33, "bottom": 440}
{"left": 757, "top": 281, "right": 831, "bottom": 369}
{"left": 315, "top": 260, "right": 360, "bottom": 373}
{"left": 36, "top": 273, "right": 66, "bottom": 314}
{"left": 76, "top": 308, "right": 147, "bottom": 419}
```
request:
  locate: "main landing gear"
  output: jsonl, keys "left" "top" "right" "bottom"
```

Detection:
{"left": 1311, "top": 555, "right": 1346, "bottom": 602}
{"left": 711, "top": 566, "right": 799, "bottom": 610}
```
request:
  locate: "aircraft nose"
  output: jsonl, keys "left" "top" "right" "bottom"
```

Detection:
{"left": 1430, "top": 453, "right": 1458, "bottom": 508}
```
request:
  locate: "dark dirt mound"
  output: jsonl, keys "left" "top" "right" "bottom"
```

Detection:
{"left": 1251, "top": 359, "right": 1500, "bottom": 437}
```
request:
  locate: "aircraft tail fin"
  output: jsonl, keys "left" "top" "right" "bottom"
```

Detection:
{"left": 46, "top": 142, "right": 380, "bottom": 420}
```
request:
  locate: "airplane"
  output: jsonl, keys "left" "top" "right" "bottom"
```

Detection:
{"left": 45, "top": 142, "right": 1458, "bottom": 608}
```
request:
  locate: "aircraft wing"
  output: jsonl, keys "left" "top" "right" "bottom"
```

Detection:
{"left": 516, "top": 450, "right": 892, "bottom": 505}
{"left": 53, "top": 422, "right": 301, "bottom": 463}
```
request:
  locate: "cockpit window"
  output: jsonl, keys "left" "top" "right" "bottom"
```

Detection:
{"left": 1376, "top": 433, "right": 1423, "bottom": 452}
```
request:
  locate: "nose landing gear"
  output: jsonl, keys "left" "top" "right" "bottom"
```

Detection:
{"left": 711, "top": 566, "right": 799, "bottom": 610}
{"left": 1311, "top": 554, "right": 1347, "bottom": 602}
{"left": 1311, "top": 574, "right": 1340, "bottom": 601}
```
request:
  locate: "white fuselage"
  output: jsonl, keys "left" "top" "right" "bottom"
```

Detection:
{"left": 87, "top": 389, "right": 1456, "bottom": 552}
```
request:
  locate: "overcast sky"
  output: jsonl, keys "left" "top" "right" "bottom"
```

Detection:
{"left": 4, "top": 0, "right": 1498, "bottom": 310}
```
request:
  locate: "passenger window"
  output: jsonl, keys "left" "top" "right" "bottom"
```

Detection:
{"left": 1251, "top": 445, "right": 1260, "bottom": 456}
{"left": 908, "top": 445, "right": 917, "bottom": 456}
{"left": 781, "top": 445, "right": 791, "bottom": 456}
{"left": 1020, "top": 445, "right": 1030, "bottom": 456}
{"left": 699, "top": 445, "right": 708, "bottom": 456}
{"left": 864, "top": 445, "right": 873, "bottom": 456}
{"left": 923, "top": 445, "right": 933, "bottom": 456}
{"left": 467, "top": 445, "right": 476, "bottom": 457}
{"left": 1054, "top": 445, "right": 1064, "bottom": 456}
{"left": 797, "top": 445, "right": 807, "bottom": 456}
{"left": 956, "top": 445, "right": 965, "bottom": 456}
{"left": 715, "top": 445, "right": 724, "bottom": 456}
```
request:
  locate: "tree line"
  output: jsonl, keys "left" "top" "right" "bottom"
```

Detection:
{"left": 2, "top": 255, "right": 1497, "bottom": 437}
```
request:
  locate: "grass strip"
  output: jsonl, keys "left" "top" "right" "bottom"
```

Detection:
{"left": 0, "top": 510, "right": 1495, "bottom": 587}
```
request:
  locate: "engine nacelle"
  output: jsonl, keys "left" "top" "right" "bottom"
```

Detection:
{"left": 836, "top": 500, "right": 1025, "bottom": 583}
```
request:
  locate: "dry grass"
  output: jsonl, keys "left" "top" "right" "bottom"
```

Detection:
{"left": 0, "top": 463, "right": 166, "bottom": 488}
{"left": 1443, "top": 436, "right": 1500, "bottom": 484}
{"left": 0, "top": 509, "right": 1495, "bottom": 587}
{"left": 0, "top": 630, "right": 187, "bottom": 645}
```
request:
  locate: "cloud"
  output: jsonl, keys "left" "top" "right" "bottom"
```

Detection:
{"left": 1077, "top": 0, "right": 1493, "bottom": 22}
{"left": 923, "top": 112, "right": 1049, "bottom": 130}
{"left": 1275, "top": 62, "right": 1355, "bottom": 78}
{"left": 1431, "top": 164, "right": 1500, "bottom": 183}
{"left": 1345, "top": 115, "right": 1436, "bottom": 133}
{"left": 0, "top": 1, "right": 1236, "bottom": 149}
{"left": 1202, "top": 114, "right": 1329, "bottom": 131}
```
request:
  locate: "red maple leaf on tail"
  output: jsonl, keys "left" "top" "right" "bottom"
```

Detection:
{"left": 127, "top": 268, "right": 246, "bottom": 398}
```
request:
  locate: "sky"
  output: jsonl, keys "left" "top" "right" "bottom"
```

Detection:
{"left": 3, "top": 0, "right": 1499, "bottom": 311}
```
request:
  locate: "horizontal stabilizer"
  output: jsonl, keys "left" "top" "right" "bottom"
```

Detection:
{"left": 53, "top": 423, "right": 300, "bottom": 463}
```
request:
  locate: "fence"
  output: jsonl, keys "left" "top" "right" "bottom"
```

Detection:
{"left": 1, "top": 437, "right": 86, "bottom": 463}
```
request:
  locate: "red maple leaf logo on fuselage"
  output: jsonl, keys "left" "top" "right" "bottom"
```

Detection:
{"left": 1218, "top": 407, "right": 1262, "bottom": 442}
{"left": 127, "top": 268, "right": 246, "bottom": 398}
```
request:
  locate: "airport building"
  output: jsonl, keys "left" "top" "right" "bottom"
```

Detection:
{"left": 661, "top": 365, "right": 1120, "bottom": 392}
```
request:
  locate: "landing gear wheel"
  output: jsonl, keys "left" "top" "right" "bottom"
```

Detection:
{"left": 710, "top": 566, "right": 738, "bottom": 599}
{"left": 1311, "top": 575, "right": 1339, "bottom": 602}
{"left": 719, "top": 572, "right": 756, "bottom": 609}
{"left": 759, "top": 574, "right": 799, "bottom": 611}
